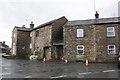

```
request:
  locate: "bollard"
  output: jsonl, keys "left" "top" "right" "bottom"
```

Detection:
{"left": 60, "top": 57, "right": 63, "bottom": 60}
{"left": 65, "top": 58, "right": 68, "bottom": 64}
{"left": 43, "top": 57, "right": 46, "bottom": 63}
{"left": 85, "top": 58, "right": 89, "bottom": 67}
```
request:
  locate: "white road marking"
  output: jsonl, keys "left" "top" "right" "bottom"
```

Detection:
{"left": 79, "top": 72, "right": 92, "bottom": 75}
{"left": 1, "top": 73, "right": 11, "bottom": 75}
{"left": 51, "top": 75, "right": 67, "bottom": 79}
{"left": 25, "top": 75, "right": 32, "bottom": 78}
{"left": 102, "top": 70, "right": 120, "bottom": 73}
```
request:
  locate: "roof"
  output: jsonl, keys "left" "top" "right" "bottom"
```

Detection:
{"left": 15, "top": 26, "right": 32, "bottom": 31}
{"left": 14, "top": 16, "right": 67, "bottom": 31}
{"left": 65, "top": 17, "right": 120, "bottom": 27}
{"left": 0, "top": 46, "right": 6, "bottom": 49}
{"left": 32, "top": 16, "right": 67, "bottom": 30}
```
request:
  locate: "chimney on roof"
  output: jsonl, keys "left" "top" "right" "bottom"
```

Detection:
{"left": 95, "top": 11, "right": 99, "bottom": 19}
{"left": 3, "top": 41, "right": 5, "bottom": 45}
{"left": 22, "top": 25, "right": 26, "bottom": 28}
{"left": 30, "top": 21, "right": 34, "bottom": 28}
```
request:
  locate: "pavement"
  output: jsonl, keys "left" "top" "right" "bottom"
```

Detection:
{"left": 1, "top": 53, "right": 120, "bottom": 79}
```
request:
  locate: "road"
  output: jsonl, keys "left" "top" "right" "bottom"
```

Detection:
{"left": 1, "top": 53, "right": 120, "bottom": 79}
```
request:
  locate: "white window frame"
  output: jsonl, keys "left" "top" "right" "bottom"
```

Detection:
{"left": 30, "top": 43, "right": 32, "bottom": 49}
{"left": 13, "top": 33, "right": 15, "bottom": 38}
{"left": 107, "top": 27, "right": 115, "bottom": 37}
{"left": 30, "top": 32, "right": 32, "bottom": 37}
{"left": 108, "top": 45, "right": 116, "bottom": 54}
{"left": 77, "top": 45, "right": 84, "bottom": 55}
{"left": 77, "top": 29, "right": 84, "bottom": 37}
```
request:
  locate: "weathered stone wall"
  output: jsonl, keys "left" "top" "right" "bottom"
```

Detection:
{"left": 63, "top": 23, "right": 119, "bottom": 62}
{"left": 17, "top": 31, "right": 31, "bottom": 58}
{"left": 31, "top": 26, "right": 52, "bottom": 60}
{"left": 11, "top": 28, "right": 18, "bottom": 55}
{"left": 95, "top": 24, "right": 119, "bottom": 62}
{"left": 52, "top": 17, "right": 68, "bottom": 43}
{"left": 63, "top": 25, "right": 95, "bottom": 61}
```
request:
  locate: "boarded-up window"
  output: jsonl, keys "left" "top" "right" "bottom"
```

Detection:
{"left": 77, "top": 29, "right": 84, "bottom": 37}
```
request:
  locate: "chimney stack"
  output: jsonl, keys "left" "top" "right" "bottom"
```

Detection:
{"left": 22, "top": 25, "right": 25, "bottom": 28}
{"left": 95, "top": 11, "right": 99, "bottom": 19}
{"left": 30, "top": 21, "right": 34, "bottom": 28}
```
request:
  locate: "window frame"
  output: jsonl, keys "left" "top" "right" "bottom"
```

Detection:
{"left": 77, "top": 45, "right": 84, "bottom": 55}
{"left": 107, "top": 27, "right": 115, "bottom": 37}
{"left": 108, "top": 44, "right": 116, "bottom": 54}
{"left": 36, "top": 30, "right": 39, "bottom": 37}
{"left": 30, "top": 43, "right": 32, "bottom": 49}
{"left": 77, "top": 29, "right": 84, "bottom": 37}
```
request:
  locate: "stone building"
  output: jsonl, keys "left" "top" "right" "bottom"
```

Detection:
{"left": 11, "top": 25, "right": 32, "bottom": 58}
{"left": 30, "top": 16, "right": 67, "bottom": 60}
{"left": 11, "top": 15, "right": 120, "bottom": 62}
{"left": 11, "top": 16, "right": 67, "bottom": 60}
{"left": 0, "top": 41, "right": 10, "bottom": 54}
{"left": 63, "top": 17, "right": 120, "bottom": 62}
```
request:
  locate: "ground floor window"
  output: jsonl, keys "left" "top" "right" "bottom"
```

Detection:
{"left": 108, "top": 45, "right": 116, "bottom": 54}
{"left": 77, "top": 45, "right": 84, "bottom": 55}
{"left": 30, "top": 43, "right": 32, "bottom": 49}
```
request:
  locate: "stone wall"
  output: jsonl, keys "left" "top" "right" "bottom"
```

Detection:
{"left": 17, "top": 31, "right": 31, "bottom": 58}
{"left": 63, "top": 23, "right": 119, "bottom": 62}
{"left": 31, "top": 25, "right": 52, "bottom": 60}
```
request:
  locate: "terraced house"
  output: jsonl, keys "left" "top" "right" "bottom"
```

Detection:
{"left": 63, "top": 17, "right": 120, "bottom": 62}
{"left": 11, "top": 16, "right": 120, "bottom": 62}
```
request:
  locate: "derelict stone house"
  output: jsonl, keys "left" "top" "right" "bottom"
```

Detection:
{"left": 63, "top": 17, "right": 120, "bottom": 62}
{"left": 11, "top": 25, "right": 32, "bottom": 58}
{"left": 11, "top": 16, "right": 67, "bottom": 59}
{"left": 30, "top": 16, "right": 67, "bottom": 60}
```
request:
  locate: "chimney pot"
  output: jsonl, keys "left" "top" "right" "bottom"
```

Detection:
{"left": 95, "top": 11, "right": 99, "bottom": 19}
{"left": 30, "top": 21, "right": 34, "bottom": 28}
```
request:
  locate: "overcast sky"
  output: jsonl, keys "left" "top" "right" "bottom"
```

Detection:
{"left": 0, "top": 0, "right": 120, "bottom": 47}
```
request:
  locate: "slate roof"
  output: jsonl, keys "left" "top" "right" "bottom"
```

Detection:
{"left": 15, "top": 26, "right": 32, "bottom": 31}
{"left": 32, "top": 16, "right": 66, "bottom": 30}
{"left": 65, "top": 17, "right": 120, "bottom": 27}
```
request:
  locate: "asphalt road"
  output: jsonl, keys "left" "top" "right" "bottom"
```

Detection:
{"left": 1, "top": 53, "right": 120, "bottom": 79}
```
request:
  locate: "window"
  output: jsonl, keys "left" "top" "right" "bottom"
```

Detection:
{"left": 30, "top": 43, "right": 32, "bottom": 49}
{"left": 108, "top": 45, "right": 115, "bottom": 54}
{"left": 77, "top": 29, "right": 84, "bottom": 37}
{"left": 36, "top": 30, "right": 39, "bottom": 37}
{"left": 30, "top": 32, "right": 32, "bottom": 37}
{"left": 107, "top": 27, "right": 115, "bottom": 37}
{"left": 13, "top": 33, "right": 15, "bottom": 37}
{"left": 77, "top": 45, "right": 84, "bottom": 55}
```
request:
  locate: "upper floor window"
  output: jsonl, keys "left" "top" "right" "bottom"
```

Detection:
{"left": 77, "top": 29, "right": 84, "bottom": 37}
{"left": 30, "top": 32, "right": 32, "bottom": 37}
{"left": 77, "top": 45, "right": 84, "bottom": 55}
{"left": 108, "top": 45, "right": 116, "bottom": 54}
{"left": 36, "top": 30, "right": 39, "bottom": 37}
{"left": 107, "top": 27, "right": 115, "bottom": 37}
